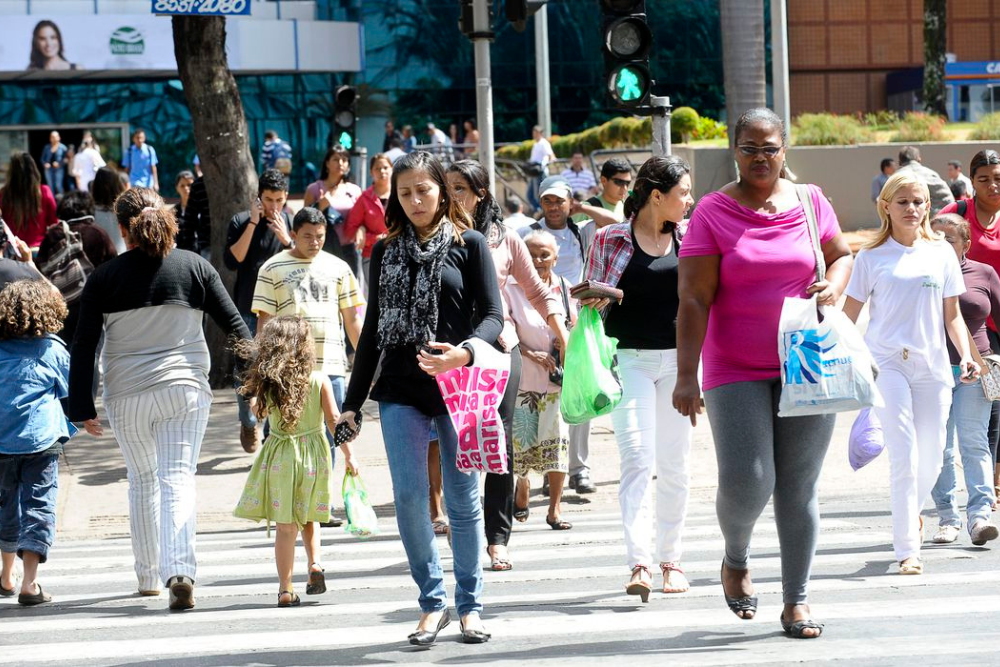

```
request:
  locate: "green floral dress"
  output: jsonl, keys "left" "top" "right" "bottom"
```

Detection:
{"left": 234, "top": 372, "right": 333, "bottom": 528}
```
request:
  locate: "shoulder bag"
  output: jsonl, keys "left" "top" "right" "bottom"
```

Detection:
{"left": 39, "top": 220, "right": 94, "bottom": 305}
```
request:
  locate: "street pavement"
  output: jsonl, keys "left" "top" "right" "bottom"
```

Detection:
{"left": 3, "top": 394, "right": 1000, "bottom": 666}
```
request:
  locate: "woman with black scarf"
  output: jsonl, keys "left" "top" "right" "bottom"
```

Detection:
{"left": 339, "top": 152, "right": 503, "bottom": 645}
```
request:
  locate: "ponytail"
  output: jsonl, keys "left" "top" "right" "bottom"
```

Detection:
{"left": 114, "top": 187, "right": 178, "bottom": 258}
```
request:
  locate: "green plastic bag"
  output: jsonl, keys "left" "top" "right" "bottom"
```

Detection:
{"left": 560, "top": 305, "right": 622, "bottom": 424}
{"left": 342, "top": 472, "right": 379, "bottom": 539}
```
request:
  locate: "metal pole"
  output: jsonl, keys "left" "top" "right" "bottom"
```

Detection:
{"left": 472, "top": 0, "right": 496, "bottom": 194}
{"left": 771, "top": 0, "right": 791, "bottom": 124}
{"left": 356, "top": 147, "right": 368, "bottom": 190}
{"left": 650, "top": 95, "right": 672, "bottom": 158}
{"left": 535, "top": 4, "right": 552, "bottom": 136}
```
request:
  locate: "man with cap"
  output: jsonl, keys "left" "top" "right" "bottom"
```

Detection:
{"left": 518, "top": 175, "right": 595, "bottom": 284}
{"left": 518, "top": 175, "right": 598, "bottom": 495}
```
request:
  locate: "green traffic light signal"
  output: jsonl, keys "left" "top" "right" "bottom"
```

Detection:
{"left": 338, "top": 131, "right": 353, "bottom": 150}
{"left": 609, "top": 64, "right": 650, "bottom": 106}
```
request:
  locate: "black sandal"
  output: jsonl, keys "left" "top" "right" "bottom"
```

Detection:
{"left": 721, "top": 562, "right": 757, "bottom": 619}
{"left": 513, "top": 505, "right": 530, "bottom": 522}
{"left": 781, "top": 614, "right": 824, "bottom": 638}
{"left": 306, "top": 567, "right": 326, "bottom": 595}
{"left": 277, "top": 591, "right": 301, "bottom": 607}
{"left": 545, "top": 517, "right": 573, "bottom": 530}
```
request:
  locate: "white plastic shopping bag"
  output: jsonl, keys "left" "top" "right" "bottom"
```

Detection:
{"left": 777, "top": 296, "right": 883, "bottom": 417}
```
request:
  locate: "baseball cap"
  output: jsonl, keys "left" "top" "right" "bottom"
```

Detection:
{"left": 538, "top": 175, "right": 572, "bottom": 200}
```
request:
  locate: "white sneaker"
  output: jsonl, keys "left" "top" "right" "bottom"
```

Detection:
{"left": 970, "top": 520, "right": 999, "bottom": 546}
{"left": 932, "top": 525, "right": 961, "bottom": 544}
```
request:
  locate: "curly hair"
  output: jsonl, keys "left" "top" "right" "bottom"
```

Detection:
{"left": 234, "top": 316, "right": 315, "bottom": 431}
{"left": 0, "top": 280, "right": 67, "bottom": 339}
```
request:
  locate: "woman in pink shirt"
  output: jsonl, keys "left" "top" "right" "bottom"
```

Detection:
{"left": 0, "top": 152, "right": 58, "bottom": 251}
{"left": 304, "top": 145, "right": 362, "bottom": 278}
{"left": 673, "top": 108, "right": 853, "bottom": 639}
{"left": 446, "top": 159, "right": 569, "bottom": 572}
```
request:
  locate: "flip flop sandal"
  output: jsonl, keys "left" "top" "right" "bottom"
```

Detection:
{"left": 306, "top": 568, "right": 326, "bottom": 595}
{"left": 721, "top": 562, "right": 757, "bottom": 619}
{"left": 898, "top": 559, "right": 923, "bottom": 575}
{"left": 781, "top": 614, "right": 824, "bottom": 638}
{"left": 513, "top": 506, "right": 530, "bottom": 522}
{"left": 432, "top": 520, "right": 450, "bottom": 536}
{"left": 277, "top": 591, "right": 301, "bottom": 608}
{"left": 546, "top": 517, "right": 573, "bottom": 530}
{"left": 488, "top": 548, "right": 513, "bottom": 571}
{"left": 660, "top": 562, "right": 690, "bottom": 594}
{"left": 17, "top": 583, "right": 52, "bottom": 606}
{"left": 0, "top": 584, "right": 15, "bottom": 597}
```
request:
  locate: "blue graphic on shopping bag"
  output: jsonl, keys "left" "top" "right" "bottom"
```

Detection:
{"left": 782, "top": 329, "right": 836, "bottom": 384}
{"left": 781, "top": 327, "right": 858, "bottom": 409}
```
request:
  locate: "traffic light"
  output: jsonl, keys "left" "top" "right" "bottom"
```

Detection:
{"left": 333, "top": 85, "right": 358, "bottom": 151}
{"left": 506, "top": 0, "right": 547, "bottom": 32}
{"left": 601, "top": 0, "right": 653, "bottom": 110}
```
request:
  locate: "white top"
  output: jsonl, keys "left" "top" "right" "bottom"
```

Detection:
{"left": 503, "top": 212, "right": 534, "bottom": 230}
{"left": 519, "top": 219, "right": 591, "bottom": 285}
{"left": 530, "top": 137, "right": 554, "bottom": 166}
{"left": 844, "top": 237, "right": 965, "bottom": 385}
{"left": 952, "top": 173, "right": 973, "bottom": 195}
{"left": 74, "top": 147, "right": 106, "bottom": 191}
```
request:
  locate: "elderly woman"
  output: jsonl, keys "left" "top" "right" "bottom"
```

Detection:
{"left": 67, "top": 188, "right": 250, "bottom": 610}
{"left": 507, "top": 229, "right": 575, "bottom": 532}
{"left": 673, "top": 108, "right": 853, "bottom": 638}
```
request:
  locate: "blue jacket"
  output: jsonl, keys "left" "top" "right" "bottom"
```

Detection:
{"left": 0, "top": 334, "right": 72, "bottom": 454}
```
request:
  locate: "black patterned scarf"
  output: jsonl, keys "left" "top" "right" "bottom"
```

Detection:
{"left": 378, "top": 219, "right": 455, "bottom": 347}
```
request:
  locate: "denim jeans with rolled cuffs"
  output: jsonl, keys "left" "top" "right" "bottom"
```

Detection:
{"left": 379, "top": 402, "right": 484, "bottom": 616}
{"left": 0, "top": 451, "right": 59, "bottom": 563}
{"left": 324, "top": 376, "right": 344, "bottom": 465}
{"left": 931, "top": 368, "right": 996, "bottom": 531}
{"left": 235, "top": 313, "right": 258, "bottom": 430}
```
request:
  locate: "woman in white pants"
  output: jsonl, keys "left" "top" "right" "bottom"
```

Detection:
{"left": 843, "top": 172, "right": 978, "bottom": 575}
{"left": 583, "top": 156, "right": 695, "bottom": 601}
{"left": 68, "top": 188, "right": 250, "bottom": 609}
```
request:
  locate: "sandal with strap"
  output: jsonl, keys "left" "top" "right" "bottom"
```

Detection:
{"left": 660, "top": 561, "right": 690, "bottom": 594}
{"left": 432, "top": 519, "right": 450, "bottom": 536}
{"left": 488, "top": 546, "right": 513, "bottom": 571}
{"left": 898, "top": 558, "right": 923, "bottom": 575}
{"left": 546, "top": 516, "right": 573, "bottom": 531}
{"left": 781, "top": 614, "right": 824, "bottom": 638}
{"left": 721, "top": 562, "right": 757, "bottom": 619}
{"left": 625, "top": 564, "right": 653, "bottom": 603}
{"left": 277, "top": 590, "right": 301, "bottom": 608}
{"left": 306, "top": 567, "right": 326, "bottom": 595}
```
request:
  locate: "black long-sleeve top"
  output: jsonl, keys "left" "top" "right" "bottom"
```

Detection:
{"left": 223, "top": 210, "right": 292, "bottom": 315}
{"left": 343, "top": 229, "right": 504, "bottom": 417}
{"left": 68, "top": 248, "right": 251, "bottom": 421}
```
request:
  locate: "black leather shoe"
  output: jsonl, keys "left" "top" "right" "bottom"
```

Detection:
{"left": 460, "top": 614, "right": 491, "bottom": 644}
{"left": 571, "top": 472, "right": 596, "bottom": 494}
{"left": 408, "top": 609, "right": 451, "bottom": 646}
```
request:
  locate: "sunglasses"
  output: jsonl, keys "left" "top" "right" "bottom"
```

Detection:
{"left": 610, "top": 177, "right": 632, "bottom": 187}
{"left": 737, "top": 145, "right": 783, "bottom": 158}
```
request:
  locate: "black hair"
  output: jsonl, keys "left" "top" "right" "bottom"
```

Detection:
{"left": 29, "top": 20, "right": 65, "bottom": 70}
{"left": 950, "top": 180, "right": 967, "bottom": 200}
{"left": 92, "top": 166, "right": 127, "bottom": 208}
{"left": 175, "top": 170, "right": 195, "bottom": 186}
{"left": 733, "top": 107, "right": 787, "bottom": 146}
{"left": 258, "top": 168, "right": 289, "bottom": 195}
{"left": 623, "top": 156, "right": 691, "bottom": 233}
{"left": 600, "top": 158, "right": 632, "bottom": 180}
{"left": 465, "top": 118, "right": 477, "bottom": 130}
{"left": 947, "top": 159, "right": 962, "bottom": 169}
{"left": 319, "top": 145, "right": 351, "bottom": 182}
{"left": 880, "top": 158, "right": 897, "bottom": 173}
{"left": 504, "top": 196, "right": 522, "bottom": 215}
{"left": 292, "top": 207, "right": 326, "bottom": 231}
{"left": 446, "top": 159, "right": 506, "bottom": 247}
{"left": 0, "top": 152, "right": 42, "bottom": 235}
{"left": 264, "top": 130, "right": 277, "bottom": 140}
{"left": 969, "top": 149, "right": 1000, "bottom": 179}
{"left": 898, "top": 145, "right": 921, "bottom": 166}
{"left": 385, "top": 151, "right": 471, "bottom": 244}
{"left": 56, "top": 190, "right": 95, "bottom": 220}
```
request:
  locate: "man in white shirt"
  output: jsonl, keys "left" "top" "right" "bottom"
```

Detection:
{"left": 946, "top": 160, "right": 974, "bottom": 199}
{"left": 527, "top": 125, "right": 556, "bottom": 210}
{"left": 518, "top": 176, "right": 594, "bottom": 284}
{"left": 502, "top": 197, "right": 534, "bottom": 230}
{"left": 426, "top": 123, "right": 452, "bottom": 159}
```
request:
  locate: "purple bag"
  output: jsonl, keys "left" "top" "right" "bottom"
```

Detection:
{"left": 849, "top": 408, "right": 884, "bottom": 471}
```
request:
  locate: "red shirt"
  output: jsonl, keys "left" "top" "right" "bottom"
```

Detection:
{"left": 343, "top": 186, "right": 388, "bottom": 259}
{"left": 0, "top": 185, "right": 58, "bottom": 249}
{"left": 939, "top": 197, "right": 1000, "bottom": 330}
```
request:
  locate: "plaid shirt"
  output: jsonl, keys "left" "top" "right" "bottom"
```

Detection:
{"left": 585, "top": 222, "right": 634, "bottom": 288}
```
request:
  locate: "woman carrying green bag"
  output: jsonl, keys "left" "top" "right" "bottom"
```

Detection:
{"left": 582, "top": 156, "right": 696, "bottom": 602}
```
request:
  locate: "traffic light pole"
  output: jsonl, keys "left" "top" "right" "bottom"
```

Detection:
{"left": 472, "top": 0, "right": 497, "bottom": 195}
{"left": 650, "top": 95, "right": 672, "bottom": 158}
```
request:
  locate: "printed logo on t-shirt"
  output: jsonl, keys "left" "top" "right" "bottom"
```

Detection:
{"left": 921, "top": 276, "right": 942, "bottom": 290}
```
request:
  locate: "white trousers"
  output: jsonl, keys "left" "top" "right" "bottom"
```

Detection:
{"left": 611, "top": 349, "right": 693, "bottom": 568}
{"left": 873, "top": 354, "right": 952, "bottom": 561}
{"left": 105, "top": 384, "right": 212, "bottom": 590}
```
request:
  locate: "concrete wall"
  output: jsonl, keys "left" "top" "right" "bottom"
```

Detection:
{"left": 675, "top": 142, "right": 1000, "bottom": 231}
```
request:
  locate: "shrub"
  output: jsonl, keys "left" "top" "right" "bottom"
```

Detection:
{"left": 860, "top": 110, "right": 899, "bottom": 131}
{"left": 691, "top": 116, "right": 727, "bottom": 141}
{"left": 969, "top": 112, "right": 1000, "bottom": 140}
{"left": 671, "top": 106, "right": 699, "bottom": 143}
{"left": 792, "top": 113, "right": 874, "bottom": 146}
{"left": 890, "top": 112, "right": 946, "bottom": 142}
{"left": 497, "top": 116, "right": 653, "bottom": 161}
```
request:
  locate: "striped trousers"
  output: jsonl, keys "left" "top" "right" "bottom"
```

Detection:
{"left": 105, "top": 384, "right": 212, "bottom": 591}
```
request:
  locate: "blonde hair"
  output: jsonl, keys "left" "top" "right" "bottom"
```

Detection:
{"left": 866, "top": 171, "right": 940, "bottom": 249}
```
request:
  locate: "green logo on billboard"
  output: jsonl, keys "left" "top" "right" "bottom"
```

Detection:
{"left": 110, "top": 27, "right": 145, "bottom": 55}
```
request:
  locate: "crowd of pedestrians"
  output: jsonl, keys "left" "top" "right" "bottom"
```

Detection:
{"left": 0, "top": 108, "right": 999, "bottom": 653}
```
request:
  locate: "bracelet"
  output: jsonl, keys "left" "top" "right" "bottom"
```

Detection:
{"left": 248, "top": 221, "right": 258, "bottom": 227}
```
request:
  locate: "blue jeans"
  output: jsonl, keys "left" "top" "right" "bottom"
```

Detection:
{"left": 44, "top": 167, "right": 64, "bottom": 196}
{"left": 931, "top": 372, "right": 996, "bottom": 529}
{"left": 235, "top": 313, "right": 258, "bottom": 429}
{"left": 325, "top": 375, "right": 344, "bottom": 466}
{"left": 379, "top": 402, "right": 484, "bottom": 616}
{"left": 0, "top": 452, "right": 59, "bottom": 563}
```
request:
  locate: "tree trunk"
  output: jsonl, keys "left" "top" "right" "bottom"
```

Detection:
{"left": 172, "top": 16, "right": 257, "bottom": 386}
{"left": 720, "top": 0, "right": 766, "bottom": 147}
{"left": 923, "top": 0, "right": 948, "bottom": 117}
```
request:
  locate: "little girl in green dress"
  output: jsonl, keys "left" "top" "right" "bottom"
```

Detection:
{"left": 234, "top": 316, "right": 358, "bottom": 607}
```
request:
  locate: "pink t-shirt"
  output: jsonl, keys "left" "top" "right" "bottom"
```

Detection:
{"left": 679, "top": 185, "right": 841, "bottom": 391}
{"left": 939, "top": 197, "right": 1000, "bottom": 331}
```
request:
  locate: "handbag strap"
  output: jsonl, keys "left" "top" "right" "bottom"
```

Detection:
{"left": 795, "top": 184, "right": 826, "bottom": 284}
{"left": 558, "top": 275, "right": 572, "bottom": 328}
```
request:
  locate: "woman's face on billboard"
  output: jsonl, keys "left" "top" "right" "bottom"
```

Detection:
{"left": 35, "top": 26, "right": 60, "bottom": 60}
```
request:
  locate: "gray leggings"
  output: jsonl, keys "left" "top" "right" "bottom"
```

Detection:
{"left": 704, "top": 379, "right": 835, "bottom": 605}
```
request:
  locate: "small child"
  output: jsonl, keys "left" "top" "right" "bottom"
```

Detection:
{"left": 0, "top": 280, "right": 75, "bottom": 606}
{"left": 234, "top": 315, "right": 357, "bottom": 607}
